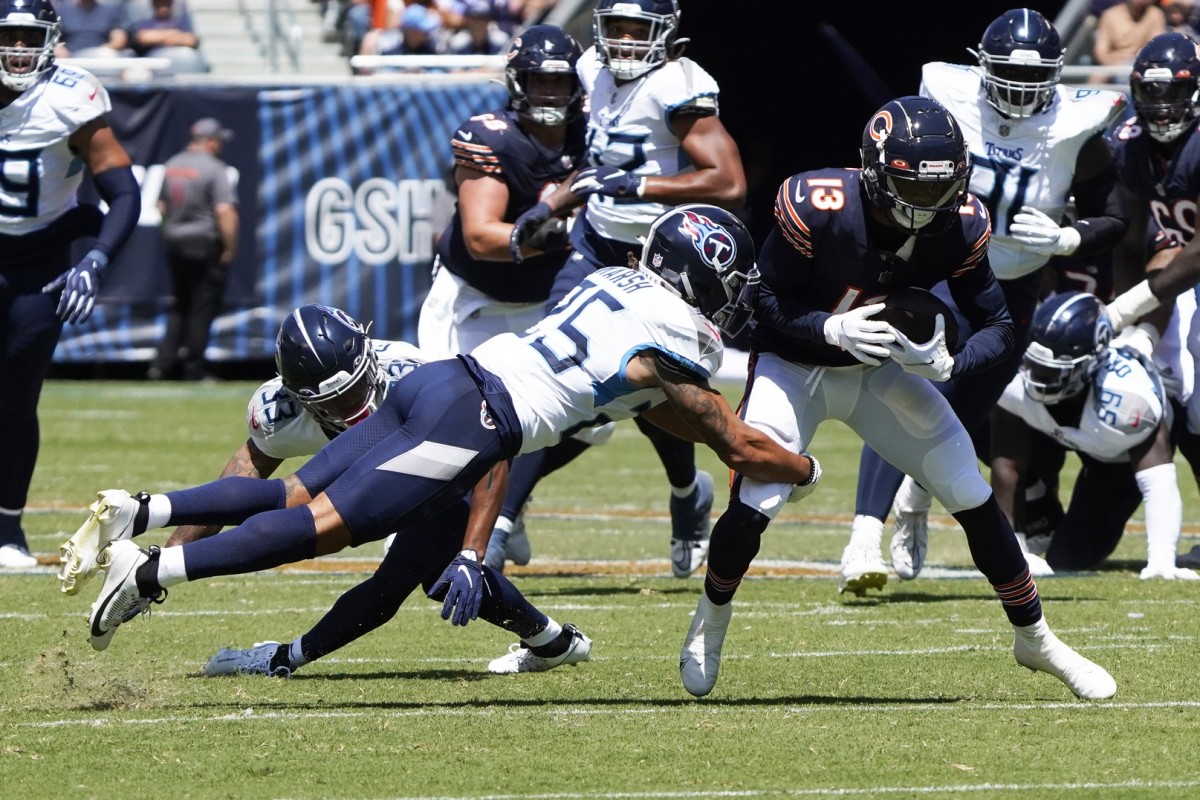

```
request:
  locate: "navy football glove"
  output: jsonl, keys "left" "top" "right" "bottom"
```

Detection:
{"left": 427, "top": 549, "right": 484, "bottom": 626}
{"left": 509, "top": 201, "right": 553, "bottom": 263}
{"left": 43, "top": 249, "right": 108, "bottom": 325}
{"left": 570, "top": 166, "right": 643, "bottom": 199}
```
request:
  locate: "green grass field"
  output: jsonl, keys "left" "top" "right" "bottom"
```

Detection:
{"left": 3, "top": 380, "right": 1200, "bottom": 799}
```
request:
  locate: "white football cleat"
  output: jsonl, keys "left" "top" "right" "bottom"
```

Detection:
{"left": 59, "top": 489, "right": 149, "bottom": 595}
{"left": 1015, "top": 533, "right": 1054, "bottom": 577}
{"left": 838, "top": 543, "right": 888, "bottom": 596}
{"left": 1139, "top": 564, "right": 1200, "bottom": 580}
{"left": 87, "top": 540, "right": 161, "bottom": 652}
{"left": 0, "top": 543, "right": 37, "bottom": 569}
{"left": 1013, "top": 618, "right": 1116, "bottom": 699}
{"left": 205, "top": 641, "right": 292, "bottom": 677}
{"left": 679, "top": 594, "right": 733, "bottom": 697}
{"left": 487, "top": 624, "right": 592, "bottom": 674}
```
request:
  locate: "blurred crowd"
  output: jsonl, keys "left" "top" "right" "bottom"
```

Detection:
{"left": 56, "top": 0, "right": 207, "bottom": 74}
{"left": 316, "top": 0, "right": 558, "bottom": 72}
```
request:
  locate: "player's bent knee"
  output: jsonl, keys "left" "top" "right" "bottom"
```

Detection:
{"left": 928, "top": 471, "right": 993, "bottom": 514}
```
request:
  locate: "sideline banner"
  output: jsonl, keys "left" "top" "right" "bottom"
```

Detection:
{"left": 53, "top": 78, "right": 508, "bottom": 364}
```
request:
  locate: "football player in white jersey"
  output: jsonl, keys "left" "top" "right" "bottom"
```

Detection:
{"left": 73, "top": 206, "right": 823, "bottom": 676}
{"left": 843, "top": 8, "right": 1131, "bottom": 593}
{"left": 501, "top": 0, "right": 750, "bottom": 579}
{"left": 61, "top": 303, "right": 597, "bottom": 676}
{"left": 991, "top": 291, "right": 1198, "bottom": 580}
{"left": 0, "top": 0, "right": 140, "bottom": 570}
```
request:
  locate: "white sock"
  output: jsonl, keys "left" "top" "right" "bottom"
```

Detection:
{"left": 147, "top": 494, "right": 173, "bottom": 530}
{"left": 288, "top": 638, "right": 309, "bottom": 670}
{"left": 493, "top": 516, "right": 513, "bottom": 534}
{"left": 156, "top": 546, "right": 189, "bottom": 588}
{"left": 1136, "top": 463, "right": 1182, "bottom": 568}
{"left": 848, "top": 514, "right": 884, "bottom": 550}
{"left": 896, "top": 475, "right": 933, "bottom": 514}
{"left": 671, "top": 477, "right": 699, "bottom": 498}
{"left": 522, "top": 619, "right": 563, "bottom": 647}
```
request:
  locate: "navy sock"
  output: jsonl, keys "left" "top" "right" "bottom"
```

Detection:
{"left": 953, "top": 497, "right": 1042, "bottom": 626}
{"left": 477, "top": 564, "right": 549, "bottom": 640}
{"left": 703, "top": 500, "right": 770, "bottom": 605}
{"left": 854, "top": 445, "right": 906, "bottom": 521}
{"left": 166, "top": 476, "right": 287, "bottom": 527}
{"left": 501, "top": 450, "right": 548, "bottom": 521}
{"left": 181, "top": 505, "right": 317, "bottom": 580}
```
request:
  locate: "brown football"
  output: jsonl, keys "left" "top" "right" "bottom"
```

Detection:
{"left": 875, "top": 287, "right": 959, "bottom": 350}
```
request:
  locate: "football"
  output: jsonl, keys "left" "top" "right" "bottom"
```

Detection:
{"left": 875, "top": 287, "right": 959, "bottom": 350}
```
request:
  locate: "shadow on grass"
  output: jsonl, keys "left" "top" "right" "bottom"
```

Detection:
{"left": 842, "top": 590, "right": 1111, "bottom": 605}
{"left": 182, "top": 692, "right": 966, "bottom": 712}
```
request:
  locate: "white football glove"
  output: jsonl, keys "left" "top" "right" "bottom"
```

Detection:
{"left": 1140, "top": 564, "right": 1200, "bottom": 581}
{"left": 1009, "top": 205, "right": 1082, "bottom": 256}
{"left": 823, "top": 303, "right": 895, "bottom": 365}
{"left": 1111, "top": 322, "right": 1159, "bottom": 359}
{"left": 883, "top": 313, "right": 954, "bottom": 381}
{"left": 788, "top": 454, "right": 822, "bottom": 503}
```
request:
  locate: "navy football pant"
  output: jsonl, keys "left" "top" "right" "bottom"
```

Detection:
{"left": 0, "top": 235, "right": 75, "bottom": 548}
{"left": 175, "top": 359, "right": 519, "bottom": 580}
{"left": 300, "top": 500, "right": 551, "bottom": 662}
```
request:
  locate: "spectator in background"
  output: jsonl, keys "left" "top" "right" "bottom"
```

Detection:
{"left": 1092, "top": 0, "right": 1167, "bottom": 81}
{"left": 56, "top": 0, "right": 128, "bottom": 58}
{"left": 446, "top": 0, "right": 510, "bottom": 57}
{"left": 129, "top": 0, "right": 208, "bottom": 73}
{"left": 149, "top": 118, "right": 238, "bottom": 382}
{"left": 1162, "top": 0, "right": 1200, "bottom": 36}
{"left": 358, "top": 1, "right": 445, "bottom": 65}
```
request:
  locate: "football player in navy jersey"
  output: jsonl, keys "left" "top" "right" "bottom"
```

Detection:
{"left": 417, "top": 24, "right": 597, "bottom": 575}
{"left": 846, "top": 9, "right": 1129, "bottom": 592}
{"left": 497, "top": 0, "right": 750, "bottom": 578}
{"left": 0, "top": 0, "right": 140, "bottom": 569}
{"left": 73, "top": 206, "right": 823, "bottom": 682}
{"left": 678, "top": 96, "right": 1117, "bottom": 702}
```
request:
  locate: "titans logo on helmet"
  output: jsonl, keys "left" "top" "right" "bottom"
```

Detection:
{"left": 676, "top": 210, "right": 738, "bottom": 270}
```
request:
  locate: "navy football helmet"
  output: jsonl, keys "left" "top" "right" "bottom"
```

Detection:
{"left": 971, "top": 8, "right": 1064, "bottom": 119}
{"left": 640, "top": 204, "right": 759, "bottom": 337}
{"left": 860, "top": 96, "right": 971, "bottom": 237}
{"left": 275, "top": 305, "right": 386, "bottom": 432}
{"left": 0, "top": 0, "right": 58, "bottom": 92}
{"left": 1130, "top": 32, "right": 1200, "bottom": 143}
{"left": 505, "top": 24, "right": 584, "bottom": 126}
{"left": 1021, "top": 292, "right": 1112, "bottom": 404}
{"left": 593, "top": 0, "right": 681, "bottom": 81}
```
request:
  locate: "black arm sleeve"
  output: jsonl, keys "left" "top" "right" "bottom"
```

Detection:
{"left": 1070, "top": 134, "right": 1128, "bottom": 257}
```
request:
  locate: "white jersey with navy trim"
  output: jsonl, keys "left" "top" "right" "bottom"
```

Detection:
{"left": 246, "top": 339, "right": 429, "bottom": 460}
{"left": 920, "top": 62, "right": 1125, "bottom": 280}
{"left": 470, "top": 266, "right": 723, "bottom": 453}
{"left": 998, "top": 347, "right": 1167, "bottom": 463}
{"left": 578, "top": 47, "right": 721, "bottom": 244}
{"left": 0, "top": 65, "right": 111, "bottom": 234}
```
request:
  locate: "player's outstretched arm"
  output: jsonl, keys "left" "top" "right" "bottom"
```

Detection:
{"left": 167, "top": 440, "right": 285, "bottom": 546}
{"left": 989, "top": 407, "right": 1033, "bottom": 531}
{"left": 631, "top": 353, "right": 814, "bottom": 485}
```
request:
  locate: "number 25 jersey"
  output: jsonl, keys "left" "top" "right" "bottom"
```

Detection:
{"left": 470, "top": 266, "right": 723, "bottom": 453}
